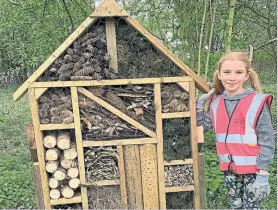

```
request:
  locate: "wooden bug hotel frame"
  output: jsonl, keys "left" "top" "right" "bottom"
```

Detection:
{"left": 14, "top": 0, "right": 210, "bottom": 209}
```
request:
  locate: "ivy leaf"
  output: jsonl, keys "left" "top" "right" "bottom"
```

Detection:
{"left": 209, "top": 177, "right": 221, "bottom": 191}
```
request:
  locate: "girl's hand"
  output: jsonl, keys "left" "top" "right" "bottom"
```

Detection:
{"left": 196, "top": 88, "right": 215, "bottom": 110}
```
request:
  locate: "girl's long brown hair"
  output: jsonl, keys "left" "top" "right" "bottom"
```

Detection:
{"left": 213, "top": 52, "right": 262, "bottom": 95}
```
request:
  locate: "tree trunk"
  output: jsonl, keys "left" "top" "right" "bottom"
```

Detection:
{"left": 226, "top": 0, "right": 237, "bottom": 52}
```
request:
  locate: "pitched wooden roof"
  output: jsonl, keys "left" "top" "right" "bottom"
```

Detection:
{"left": 13, "top": 0, "right": 209, "bottom": 101}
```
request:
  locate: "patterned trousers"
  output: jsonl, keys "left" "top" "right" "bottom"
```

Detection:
{"left": 224, "top": 170, "right": 261, "bottom": 209}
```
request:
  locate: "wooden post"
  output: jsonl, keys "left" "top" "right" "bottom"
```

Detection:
{"left": 198, "top": 153, "right": 207, "bottom": 209}
{"left": 154, "top": 83, "right": 166, "bottom": 209}
{"left": 71, "top": 87, "right": 89, "bottom": 209}
{"left": 29, "top": 88, "right": 51, "bottom": 209}
{"left": 117, "top": 145, "right": 128, "bottom": 209}
{"left": 105, "top": 18, "right": 118, "bottom": 73}
{"left": 189, "top": 82, "right": 201, "bottom": 209}
{"left": 32, "top": 162, "right": 45, "bottom": 209}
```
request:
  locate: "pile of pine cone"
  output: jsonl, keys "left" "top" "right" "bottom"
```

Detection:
{"left": 164, "top": 164, "right": 194, "bottom": 187}
{"left": 38, "top": 89, "right": 73, "bottom": 124}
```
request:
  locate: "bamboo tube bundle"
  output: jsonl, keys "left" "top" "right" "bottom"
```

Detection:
{"left": 161, "top": 83, "right": 189, "bottom": 113}
{"left": 164, "top": 164, "right": 194, "bottom": 187}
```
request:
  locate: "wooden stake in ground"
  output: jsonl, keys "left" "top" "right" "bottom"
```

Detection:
{"left": 45, "top": 161, "right": 59, "bottom": 173}
{"left": 53, "top": 167, "right": 67, "bottom": 181}
{"left": 69, "top": 178, "right": 81, "bottom": 189}
{"left": 49, "top": 189, "right": 61, "bottom": 200}
{"left": 67, "top": 167, "right": 79, "bottom": 178}
{"left": 45, "top": 148, "right": 60, "bottom": 161}
{"left": 61, "top": 186, "right": 74, "bottom": 198}
{"left": 43, "top": 133, "right": 57, "bottom": 148}
{"left": 57, "top": 132, "right": 71, "bottom": 150}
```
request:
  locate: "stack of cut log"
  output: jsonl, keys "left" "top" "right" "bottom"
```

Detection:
{"left": 84, "top": 147, "right": 119, "bottom": 182}
{"left": 38, "top": 89, "right": 73, "bottom": 124}
{"left": 41, "top": 21, "right": 118, "bottom": 82}
{"left": 164, "top": 164, "right": 194, "bottom": 187}
{"left": 78, "top": 90, "right": 148, "bottom": 140}
{"left": 161, "top": 83, "right": 189, "bottom": 113}
{"left": 43, "top": 131, "right": 81, "bottom": 199}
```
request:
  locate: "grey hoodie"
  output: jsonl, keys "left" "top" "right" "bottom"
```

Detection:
{"left": 197, "top": 88, "right": 275, "bottom": 171}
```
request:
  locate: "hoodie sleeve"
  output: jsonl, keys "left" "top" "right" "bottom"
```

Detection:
{"left": 256, "top": 103, "right": 275, "bottom": 171}
{"left": 196, "top": 110, "right": 213, "bottom": 132}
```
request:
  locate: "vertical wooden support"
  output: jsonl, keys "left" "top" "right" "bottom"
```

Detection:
{"left": 198, "top": 153, "right": 207, "bottom": 209}
{"left": 154, "top": 83, "right": 166, "bottom": 209}
{"left": 189, "top": 82, "right": 201, "bottom": 209}
{"left": 123, "top": 145, "right": 143, "bottom": 209}
{"left": 140, "top": 144, "right": 159, "bottom": 209}
{"left": 105, "top": 18, "right": 118, "bottom": 73}
{"left": 71, "top": 87, "right": 89, "bottom": 209}
{"left": 117, "top": 145, "right": 128, "bottom": 209}
{"left": 29, "top": 88, "right": 51, "bottom": 209}
{"left": 32, "top": 162, "right": 45, "bottom": 209}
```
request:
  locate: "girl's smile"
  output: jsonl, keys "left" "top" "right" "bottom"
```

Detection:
{"left": 218, "top": 60, "right": 249, "bottom": 97}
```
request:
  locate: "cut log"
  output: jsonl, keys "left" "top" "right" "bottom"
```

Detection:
{"left": 45, "top": 161, "right": 59, "bottom": 173}
{"left": 63, "top": 143, "right": 77, "bottom": 160}
{"left": 49, "top": 178, "right": 59, "bottom": 189}
{"left": 53, "top": 167, "right": 67, "bottom": 181}
{"left": 49, "top": 189, "right": 61, "bottom": 200}
{"left": 43, "top": 134, "right": 57, "bottom": 149}
{"left": 57, "top": 132, "right": 71, "bottom": 150}
{"left": 67, "top": 167, "right": 79, "bottom": 178}
{"left": 69, "top": 178, "right": 81, "bottom": 189}
{"left": 45, "top": 148, "right": 61, "bottom": 161}
{"left": 61, "top": 186, "right": 74, "bottom": 199}
{"left": 60, "top": 157, "right": 77, "bottom": 169}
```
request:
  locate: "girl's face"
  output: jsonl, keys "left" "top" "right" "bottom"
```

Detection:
{"left": 218, "top": 60, "right": 249, "bottom": 97}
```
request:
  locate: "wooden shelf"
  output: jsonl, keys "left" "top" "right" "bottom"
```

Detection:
{"left": 165, "top": 185, "right": 194, "bottom": 193}
{"left": 162, "top": 112, "right": 190, "bottom": 119}
{"left": 164, "top": 159, "right": 193, "bottom": 166}
{"left": 50, "top": 195, "right": 82, "bottom": 205}
{"left": 83, "top": 180, "right": 120, "bottom": 186}
{"left": 83, "top": 138, "right": 156, "bottom": 147}
{"left": 40, "top": 123, "right": 75, "bottom": 131}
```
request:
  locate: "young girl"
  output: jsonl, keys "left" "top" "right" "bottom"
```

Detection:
{"left": 196, "top": 52, "right": 275, "bottom": 209}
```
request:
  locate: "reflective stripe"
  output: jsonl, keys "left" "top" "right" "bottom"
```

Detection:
{"left": 211, "top": 96, "right": 221, "bottom": 131}
{"left": 216, "top": 133, "right": 257, "bottom": 144}
{"left": 245, "top": 94, "right": 266, "bottom": 133}
{"left": 218, "top": 154, "right": 257, "bottom": 165}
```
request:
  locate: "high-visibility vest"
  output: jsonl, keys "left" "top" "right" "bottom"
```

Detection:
{"left": 209, "top": 92, "right": 272, "bottom": 174}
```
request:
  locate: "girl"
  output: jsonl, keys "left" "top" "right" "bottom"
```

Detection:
{"left": 196, "top": 52, "right": 275, "bottom": 209}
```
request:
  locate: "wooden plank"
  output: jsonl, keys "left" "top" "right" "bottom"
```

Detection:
{"left": 83, "top": 138, "right": 157, "bottom": 147}
{"left": 123, "top": 145, "right": 143, "bottom": 209}
{"left": 35, "top": 88, "right": 48, "bottom": 100}
{"left": 83, "top": 180, "right": 120, "bottom": 186}
{"left": 165, "top": 186, "right": 195, "bottom": 193}
{"left": 32, "top": 162, "right": 45, "bottom": 209}
{"left": 189, "top": 82, "right": 201, "bottom": 209}
{"left": 28, "top": 88, "right": 51, "bottom": 209}
{"left": 50, "top": 196, "right": 82, "bottom": 205}
{"left": 117, "top": 145, "right": 128, "bottom": 209}
{"left": 105, "top": 18, "right": 118, "bottom": 73}
{"left": 90, "top": 0, "right": 129, "bottom": 17}
{"left": 29, "top": 76, "right": 194, "bottom": 88}
{"left": 13, "top": 17, "right": 98, "bottom": 102}
{"left": 39, "top": 123, "right": 75, "bottom": 131}
{"left": 161, "top": 112, "right": 190, "bottom": 119}
{"left": 164, "top": 159, "right": 193, "bottom": 166}
{"left": 124, "top": 16, "right": 210, "bottom": 93}
{"left": 140, "top": 144, "right": 159, "bottom": 209}
{"left": 198, "top": 153, "right": 207, "bottom": 209}
{"left": 78, "top": 87, "right": 156, "bottom": 138}
{"left": 177, "top": 82, "right": 190, "bottom": 92}
{"left": 71, "top": 87, "right": 89, "bottom": 209}
{"left": 154, "top": 83, "right": 166, "bottom": 209}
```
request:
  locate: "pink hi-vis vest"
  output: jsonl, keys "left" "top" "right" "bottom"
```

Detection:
{"left": 209, "top": 92, "right": 272, "bottom": 174}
